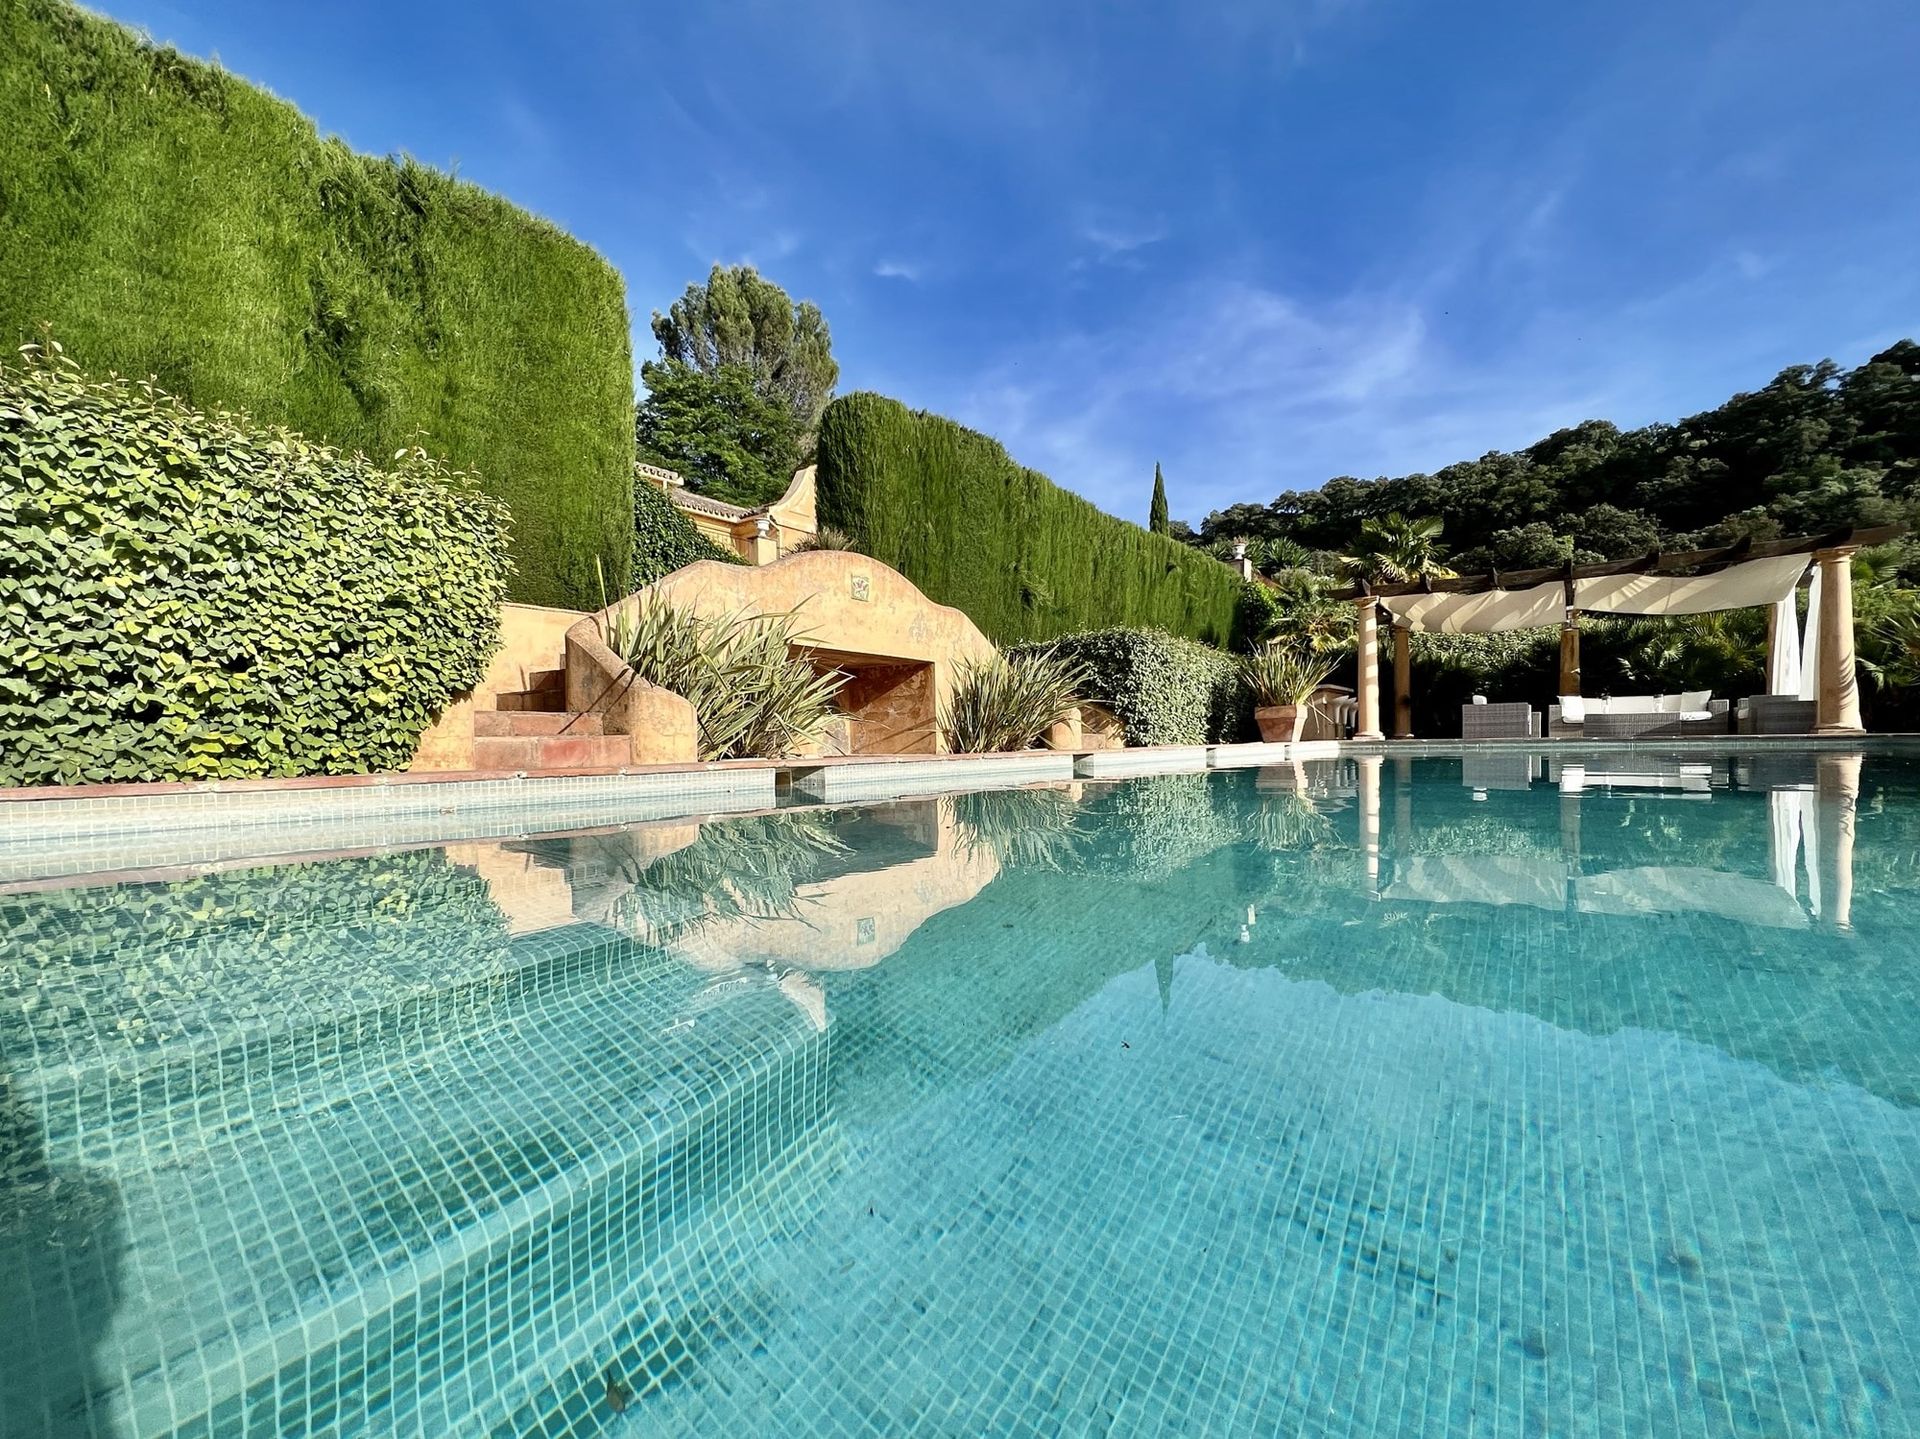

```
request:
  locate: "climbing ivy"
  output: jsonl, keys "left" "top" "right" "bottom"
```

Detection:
{"left": 0, "top": 342, "right": 510, "bottom": 784}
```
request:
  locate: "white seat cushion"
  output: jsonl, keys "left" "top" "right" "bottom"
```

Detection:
{"left": 1678, "top": 710, "right": 1713, "bottom": 722}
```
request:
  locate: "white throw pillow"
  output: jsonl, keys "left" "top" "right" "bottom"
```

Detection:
{"left": 1679, "top": 689, "right": 1711, "bottom": 712}
{"left": 1558, "top": 695, "right": 1585, "bottom": 724}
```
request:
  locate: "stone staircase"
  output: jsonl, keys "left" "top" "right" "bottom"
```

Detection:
{"left": 475, "top": 664, "right": 634, "bottom": 770}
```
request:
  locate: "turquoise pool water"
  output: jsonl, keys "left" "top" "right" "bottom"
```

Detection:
{"left": 3, "top": 751, "right": 1918, "bottom": 1436}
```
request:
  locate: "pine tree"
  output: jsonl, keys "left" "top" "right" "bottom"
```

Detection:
{"left": 1149, "top": 463, "right": 1170, "bottom": 535}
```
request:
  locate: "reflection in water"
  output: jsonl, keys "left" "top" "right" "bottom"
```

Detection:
{"left": 0, "top": 753, "right": 1916, "bottom": 1435}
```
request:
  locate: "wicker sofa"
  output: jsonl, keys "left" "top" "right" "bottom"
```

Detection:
{"left": 1547, "top": 692, "right": 1731, "bottom": 739}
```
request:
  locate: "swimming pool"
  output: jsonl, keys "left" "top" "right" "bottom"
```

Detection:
{"left": 4, "top": 751, "right": 1917, "bottom": 1436}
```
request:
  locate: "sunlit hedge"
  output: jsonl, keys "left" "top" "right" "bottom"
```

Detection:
{"left": 1023, "top": 627, "right": 1247, "bottom": 745}
{"left": 816, "top": 393, "right": 1245, "bottom": 644}
{"left": 0, "top": 344, "right": 510, "bottom": 784}
{"left": 0, "top": 0, "right": 634, "bottom": 606}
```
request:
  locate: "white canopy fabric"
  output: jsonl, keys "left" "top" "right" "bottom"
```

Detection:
{"left": 1381, "top": 581, "right": 1566, "bottom": 634}
{"left": 1798, "top": 566, "right": 1823, "bottom": 704}
{"left": 1767, "top": 594, "right": 1803, "bottom": 696}
{"left": 1573, "top": 553, "right": 1808, "bottom": 617}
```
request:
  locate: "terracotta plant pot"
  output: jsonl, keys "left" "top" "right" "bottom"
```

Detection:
{"left": 1254, "top": 704, "right": 1307, "bottom": 743}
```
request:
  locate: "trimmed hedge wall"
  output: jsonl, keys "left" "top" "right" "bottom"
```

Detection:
{"left": 0, "top": 0, "right": 634, "bottom": 607}
{"left": 632, "top": 475, "right": 743, "bottom": 586}
{"left": 816, "top": 393, "right": 1244, "bottom": 644}
{"left": 1022, "top": 628, "right": 1248, "bottom": 746}
{"left": 0, "top": 345, "right": 510, "bottom": 785}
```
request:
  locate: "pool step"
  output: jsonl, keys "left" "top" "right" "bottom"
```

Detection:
{"left": 53, "top": 934, "right": 833, "bottom": 1439}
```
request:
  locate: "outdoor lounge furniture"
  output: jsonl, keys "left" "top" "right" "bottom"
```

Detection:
{"left": 1546, "top": 692, "right": 1730, "bottom": 739}
{"left": 1737, "top": 695, "right": 1817, "bottom": 735}
{"left": 1461, "top": 700, "right": 1540, "bottom": 739}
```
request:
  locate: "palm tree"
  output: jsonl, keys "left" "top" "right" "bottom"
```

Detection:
{"left": 1340, "top": 513, "right": 1457, "bottom": 585}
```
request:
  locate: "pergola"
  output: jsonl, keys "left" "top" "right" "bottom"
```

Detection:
{"left": 1332, "top": 523, "right": 1908, "bottom": 739}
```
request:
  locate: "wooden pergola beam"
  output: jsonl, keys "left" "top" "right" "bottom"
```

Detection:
{"left": 1331, "top": 523, "right": 1907, "bottom": 601}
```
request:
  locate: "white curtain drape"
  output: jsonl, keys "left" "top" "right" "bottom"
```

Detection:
{"left": 1573, "top": 553, "right": 1809, "bottom": 617}
{"left": 1798, "top": 567, "right": 1823, "bottom": 704}
{"left": 1381, "top": 581, "right": 1566, "bottom": 634}
{"left": 1766, "top": 594, "right": 1803, "bottom": 696}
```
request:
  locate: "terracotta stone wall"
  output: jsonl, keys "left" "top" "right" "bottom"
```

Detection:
{"left": 621, "top": 550, "right": 997, "bottom": 754}
{"left": 410, "top": 603, "right": 584, "bottom": 770}
{"left": 834, "top": 662, "right": 938, "bottom": 754}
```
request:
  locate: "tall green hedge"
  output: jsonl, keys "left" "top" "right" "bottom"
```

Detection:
{"left": 816, "top": 393, "right": 1245, "bottom": 644}
{"left": 0, "top": 344, "right": 510, "bottom": 785}
{"left": 0, "top": 0, "right": 633, "bottom": 607}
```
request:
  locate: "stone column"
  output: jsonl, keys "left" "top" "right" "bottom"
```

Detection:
{"left": 1558, "top": 615, "right": 1581, "bottom": 697}
{"left": 1353, "top": 597, "right": 1383, "bottom": 740}
{"left": 749, "top": 517, "right": 780, "bottom": 566}
{"left": 1815, "top": 752, "right": 1862, "bottom": 931}
{"left": 1814, "top": 546, "right": 1862, "bottom": 734}
{"left": 1358, "top": 754, "right": 1383, "bottom": 895}
{"left": 1391, "top": 623, "right": 1414, "bottom": 739}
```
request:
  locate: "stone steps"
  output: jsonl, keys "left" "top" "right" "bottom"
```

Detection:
{"left": 473, "top": 732, "right": 632, "bottom": 771}
{"left": 474, "top": 709, "right": 604, "bottom": 737}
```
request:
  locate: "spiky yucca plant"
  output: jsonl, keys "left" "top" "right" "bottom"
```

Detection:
{"left": 941, "top": 651, "right": 1089, "bottom": 754}
{"left": 1242, "top": 645, "right": 1335, "bottom": 707}
{"left": 613, "top": 596, "right": 847, "bottom": 760}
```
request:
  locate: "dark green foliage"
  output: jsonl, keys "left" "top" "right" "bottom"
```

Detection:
{"left": 816, "top": 393, "right": 1245, "bottom": 645}
{"left": 632, "top": 474, "right": 742, "bottom": 585}
{"left": 0, "top": 849, "right": 512, "bottom": 1058}
{"left": 1149, "top": 463, "right": 1170, "bottom": 535}
{"left": 0, "top": 0, "right": 634, "bottom": 607}
{"left": 1196, "top": 341, "right": 1920, "bottom": 566}
{"left": 636, "top": 361, "right": 800, "bottom": 508}
{"left": 1024, "top": 629, "right": 1246, "bottom": 745}
{"left": 651, "top": 264, "right": 839, "bottom": 430}
{"left": 0, "top": 344, "right": 510, "bottom": 785}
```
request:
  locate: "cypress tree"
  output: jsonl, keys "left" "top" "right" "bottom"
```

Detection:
{"left": 1149, "top": 463, "right": 1170, "bottom": 534}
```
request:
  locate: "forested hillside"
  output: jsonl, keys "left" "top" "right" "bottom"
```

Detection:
{"left": 1196, "top": 341, "right": 1920, "bottom": 572}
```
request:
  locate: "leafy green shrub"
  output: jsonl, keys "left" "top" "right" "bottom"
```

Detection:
{"left": 941, "top": 651, "right": 1090, "bottom": 753}
{"left": 0, "top": 342, "right": 510, "bottom": 785}
{"left": 609, "top": 597, "right": 845, "bottom": 760}
{"left": 816, "top": 393, "right": 1246, "bottom": 644}
{"left": 1025, "top": 628, "right": 1246, "bottom": 745}
{"left": 632, "top": 474, "right": 743, "bottom": 585}
{"left": 0, "top": 0, "right": 633, "bottom": 607}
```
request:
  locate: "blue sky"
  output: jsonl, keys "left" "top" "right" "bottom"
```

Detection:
{"left": 99, "top": 0, "right": 1920, "bottom": 528}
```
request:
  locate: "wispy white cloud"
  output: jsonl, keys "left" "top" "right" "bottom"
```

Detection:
{"left": 873, "top": 258, "right": 924, "bottom": 282}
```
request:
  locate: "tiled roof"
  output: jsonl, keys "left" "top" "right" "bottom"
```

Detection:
{"left": 671, "top": 489, "right": 755, "bottom": 520}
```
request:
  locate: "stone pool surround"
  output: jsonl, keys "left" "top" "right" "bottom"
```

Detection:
{"left": 7, "top": 734, "right": 1912, "bottom": 884}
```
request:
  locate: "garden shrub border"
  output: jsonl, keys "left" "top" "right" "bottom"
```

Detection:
{"left": 0, "top": 344, "right": 510, "bottom": 785}
{"left": 1021, "top": 628, "right": 1248, "bottom": 746}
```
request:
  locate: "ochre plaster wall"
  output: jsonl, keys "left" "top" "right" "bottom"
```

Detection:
{"left": 410, "top": 603, "right": 584, "bottom": 771}
{"left": 627, "top": 550, "right": 997, "bottom": 754}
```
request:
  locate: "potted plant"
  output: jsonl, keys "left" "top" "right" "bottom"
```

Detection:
{"left": 1243, "top": 644, "right": 1336, "bottom": 743}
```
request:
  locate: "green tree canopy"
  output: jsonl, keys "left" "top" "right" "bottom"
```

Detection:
{"left": 1192, "top": 341, "right": 1920, "bottom": 573}
{"left": 650, "top": 264, "right": 839, "bottom": 429}
{"left": 635, "top": 361, "right": 800, "bottom": 508}
{"left": 1149, "top": 463, "right": 1170, "bottom": 534}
